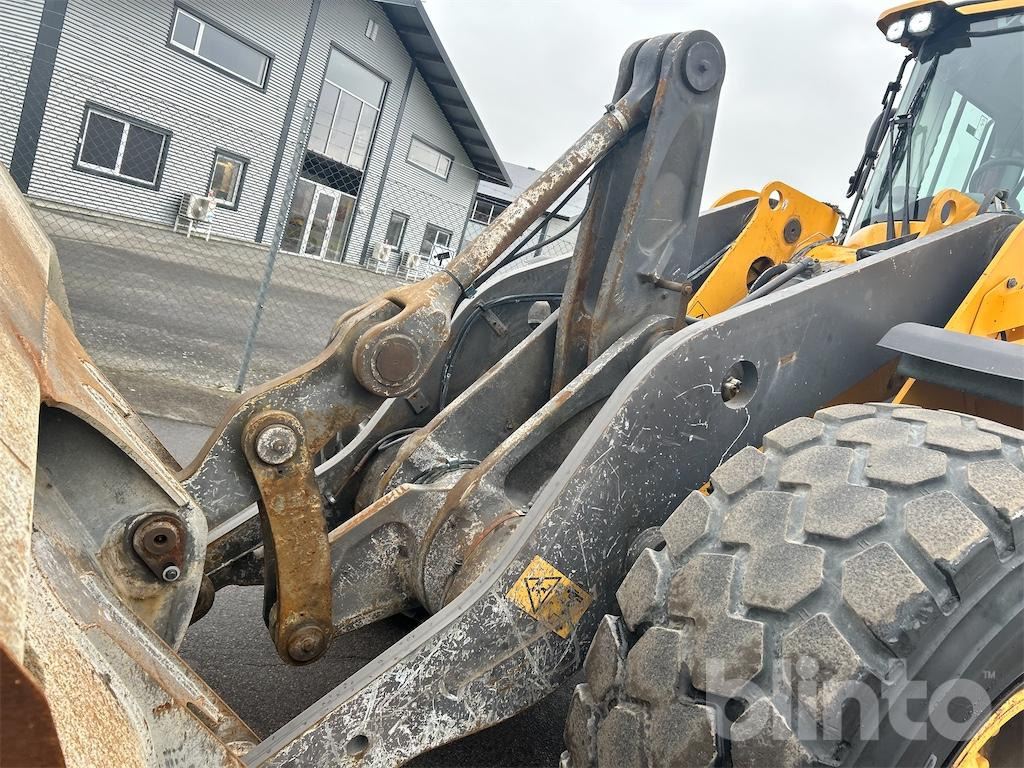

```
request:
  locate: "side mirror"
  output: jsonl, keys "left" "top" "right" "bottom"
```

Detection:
{"left": 847, "top": 110, "right": 888, "bottom": 198}
{"left": 864, "top": 110, "right": 886, "bottom": 153}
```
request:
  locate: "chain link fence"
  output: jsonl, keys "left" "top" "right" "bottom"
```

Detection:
{"left": 1, "top": 46, "right": 579, "bottom": 400}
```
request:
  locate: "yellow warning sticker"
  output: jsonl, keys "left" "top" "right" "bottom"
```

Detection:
{"left": 507, "top": 555, "right": 592, "bottom": 639}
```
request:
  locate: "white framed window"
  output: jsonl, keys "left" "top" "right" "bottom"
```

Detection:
{"left": 385, "top": 211, "right": 408, "bottom": 248}
{"left": 169, "top": 7, "right": 271, "bottom": 88}
{"left": 208, "top": 150, "right": 248, "bottom": 208}
{"left": 74, "top": 105, "right": 169, "bottom": 188}
{"left": 419, "top": 223, "right": 453, "bottom": 260}
{"left": 407, "top": 137, "right": 452, "bottom": 180}
{"left": 470, "top": 195, "right": 507, "bottom": 224}
{"left": 308, "top": 49, "right": 386, "bottom": 171}
{"left": 365, "top": 18, "right": 379, "bottom": 41}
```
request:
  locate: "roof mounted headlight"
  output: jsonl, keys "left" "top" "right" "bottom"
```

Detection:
{"left": 877, "top": 1, "right": 952, "bottom": 46}
{"left": 886, "top": 18, "right": 908, "bottom": 41}
{"left": 907, "top": 10, "right": 936, "bottom": 35}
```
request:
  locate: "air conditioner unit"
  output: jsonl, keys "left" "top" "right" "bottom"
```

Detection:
{"left": 373, "top": 242, "right": 394, "bottom": 261}
{"left": 186, "top": 194, "right": 216, "bottom": 223}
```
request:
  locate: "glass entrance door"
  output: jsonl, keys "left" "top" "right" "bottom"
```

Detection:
{"left": 281, "top": 180, "right": 356, "bottom": 261}
{"left": 303, "top": 188, "right": 337, "bottom": 258}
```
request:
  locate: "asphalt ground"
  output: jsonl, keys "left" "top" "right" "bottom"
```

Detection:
{"left": 149, "top": 415, "right": 576, "bottom": 767}
{"left": 41, "top": 205, "right": 401, "bottom": 390}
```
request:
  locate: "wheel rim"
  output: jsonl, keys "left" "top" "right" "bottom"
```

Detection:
{"left": 952, "top": 682, "right": 1024, "bottom": 768}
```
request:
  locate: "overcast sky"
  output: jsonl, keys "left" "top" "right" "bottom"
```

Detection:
{"left": 423, "top": 0, "right": 907, "bottom": 206}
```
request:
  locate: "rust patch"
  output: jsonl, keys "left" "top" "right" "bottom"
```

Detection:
{"left": 243, "top": 411, "right": 332, "bottom": 665}
{"left": 1, "top": 643, "right": 66, "bottom": 767}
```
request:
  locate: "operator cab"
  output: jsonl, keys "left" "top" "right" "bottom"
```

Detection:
{"left": 849, "top": 2, "right": 1024, "bottom": 240}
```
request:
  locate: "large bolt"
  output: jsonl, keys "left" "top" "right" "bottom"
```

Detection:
{"left": 683, "top": 40, "right": 723, "bottom": 93}
{"left": 255, "top": 424, "right": 298, "bottom": 465}
{"left": 783, "top": 217, "right": 802, "bottom": 245}
{"left": 372, "top": 335, "right": 420, "bottom": 386}
{"left": 287, "top": 624, "right": 326, "bottom": 663}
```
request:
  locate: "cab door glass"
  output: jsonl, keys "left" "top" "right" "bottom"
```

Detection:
{"left": 921, "top": 90, "right": 994, "bottom": 196}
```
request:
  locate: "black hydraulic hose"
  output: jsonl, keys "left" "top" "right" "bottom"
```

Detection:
{"left": 476, "top": 168, "right": 597, "bottom": 281}
{"left": 736, "top": 257, "right": 815, "bottom": 306}
{"left": 466, "top": 121, "right": 648, "bottom": 299}
{"left": 747, "top": 262, "right": 790, "bottom": 293}
{"left": 902, "top": 112, "right": 914, "bottom": 239}
{"left": 886, "top": 125, "right": 899, "bottom": 241}
{"left": 439, "top": 292, "right": 563, "bottom": 408}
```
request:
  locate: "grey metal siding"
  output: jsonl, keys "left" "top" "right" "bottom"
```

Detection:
{"left": 0, "top": 0, "right": 45, "bottom": 168}
{"left": 362, "top": 68, "right": 477, "bottom": 263}
{"left": 261, "top": 0, "right": 402, "bottom": 253}
{"left": 370, "top": 69, "right": 477, "bottom": 266}
{"left": 26, "top": 0, "right": 309, "bottom": 241}
{"left": 262, "top": 0, "right": 477, "bottom": 261}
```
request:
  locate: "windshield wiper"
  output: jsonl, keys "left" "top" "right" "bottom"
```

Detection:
{"left": 843, "top": 54, "right": 913, "bottom": 240}
{"left": 876, "top": 58, "right": 940, "bottom": 238}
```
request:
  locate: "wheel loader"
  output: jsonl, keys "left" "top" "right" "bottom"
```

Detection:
{"left": 1, "top": 1, "right": 1022, "bottom": 766}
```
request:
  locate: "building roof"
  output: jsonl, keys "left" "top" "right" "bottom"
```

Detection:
{"left": 378, "top": 0, "right": 510, "bottom": 186}
{"left": 477, "top": 162, "right": 589, "bottom": 219}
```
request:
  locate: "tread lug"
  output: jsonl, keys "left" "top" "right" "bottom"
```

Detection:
{"left": 731, "top": 698, "right": 811, "bottom": 767}
{"left": 624, "top": 626, "right": 689, "bottom": 706}
{"left": 720, "top": 491, "right": 824, "bottom": 611}
{"left": 661, "top": 491, "right": 711, "bottom": 560}
{"left": 584, "top": 615, "right": 628, "bottom": 702}
{"left": 667, "top": 553, "right": 764, "bottom": 696}
{"left": 710, "top": 446, "right": 766, "bottom": 497}
{"left": 864, "top": 446, "right": 946, "bottom": 487}
{"left": 616, "top": 548, "right": 670, "bottom": 630}
{"left": 842, "top": 543, "right": 938, "bottom": 654}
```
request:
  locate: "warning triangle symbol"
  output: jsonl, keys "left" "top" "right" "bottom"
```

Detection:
{"left": 525, "top": 576, "right": 562, "bottom": 612}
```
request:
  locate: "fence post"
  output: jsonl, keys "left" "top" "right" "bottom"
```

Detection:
{"left": 234, "top": 100, "right": 314, "bottom": 392}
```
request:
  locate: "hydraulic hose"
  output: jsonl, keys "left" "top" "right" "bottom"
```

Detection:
{"left": 736, "top": 257, "right": 815, "bottom": 306}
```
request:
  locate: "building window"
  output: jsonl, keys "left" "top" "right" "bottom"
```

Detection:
{"left": 308, "top": 49, "right": 386, "bottom": 171}
{"left": 74, "top": 105, "right": 169, "bottom": 188}
{"left": 385, "top": 211, "right": 408, "bottom": 248}
{"left": 365, "top": 18, "right": 379, "bottom": 41}
{"left": 169, "top": 7, "right": 271, "bottom": 88}
{"left": 470, "top": 195, "right": 507, "bottom": 225}
{"left": 208, "top": 150, "right": 247, "bottom": 208}
{"left": 407, "top": 137, "right": 452, "bottom": 180}
{"left": 420, "top": 223, "right": 453, "bottom": 261}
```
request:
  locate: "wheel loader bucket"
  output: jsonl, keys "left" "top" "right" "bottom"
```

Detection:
{"left": 0, "top": 164, "right": 254, "bottom": 765}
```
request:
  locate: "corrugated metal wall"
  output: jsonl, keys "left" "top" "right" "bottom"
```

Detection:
{"left": 362, "top": 66, "right": 476, "bottom": 264}
{"left": 260, "top": 0, "right": 477, "bottom": 263}
{"left": 25, "top": 0, "right": 308, "bottom": 241}
{"left": 0, "top": 0, "right": 45, "bottom": 168}
{"left": 5, "top": 0, "right": 482, "bottom": 253}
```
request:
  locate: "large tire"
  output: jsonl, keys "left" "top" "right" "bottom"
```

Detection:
{"left": 562, "top": 404, "right": 1024, "bottom": 767}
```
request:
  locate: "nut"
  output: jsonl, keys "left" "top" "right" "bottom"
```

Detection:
{"left": 722, "top": 376, "right": 743, "bottom": 399}
{"left": 139, "top": 519, "right": 179, "bottom": 555}
{"left": 287, "top": 624, "right": 327, "bottom": 663}
{"left": 255, "top": 424, "right": 298, "bottom": 465}
{"left": 161, "top": 565, "right": 181, "bottom": 582}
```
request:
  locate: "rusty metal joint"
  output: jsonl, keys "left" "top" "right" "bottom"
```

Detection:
{"left": 242, "top": 410, "right": 333, "bottom": 665}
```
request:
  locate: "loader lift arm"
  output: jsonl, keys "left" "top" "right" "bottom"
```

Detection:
{"left": 179, "top": 31, "right": 730, "bottom": 665}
